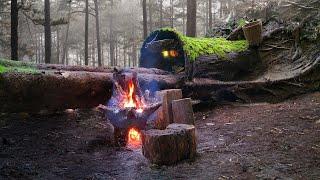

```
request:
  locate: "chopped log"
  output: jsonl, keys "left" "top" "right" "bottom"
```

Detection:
{"left": 161, "top": 89, "right": 183, "bottom": 129}
{"left": 142, "top": 123, "right": 196, "bottom": 165}
{"left": 171, "top": 98, "right": 195, "bottom": 125}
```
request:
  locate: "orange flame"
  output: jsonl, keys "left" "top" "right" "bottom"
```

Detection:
{"left": 128, "top": 128, "right": 141, "bottom": 146}
{"left": 124, "top": 81, "right": 136, "bottom": 108}
{"left": 122, "top": 80, "right": 144, "bottom": 113}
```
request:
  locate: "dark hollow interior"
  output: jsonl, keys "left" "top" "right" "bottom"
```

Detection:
{"left": 139, "top": 30, "right": 185, "bottom": 72}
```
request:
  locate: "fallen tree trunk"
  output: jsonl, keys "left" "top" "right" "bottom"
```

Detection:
{"left": 0, "top": 65, "right": 181, "bottom": 113}
{"left": 0, "top": 56, "right": 319, "bottom": 113}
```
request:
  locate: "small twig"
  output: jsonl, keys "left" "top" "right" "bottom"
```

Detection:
{"left": 284, "top": 81, "right": 304, "bottom": 87}
{"left": 260, "top": 47, "right": 274, "bottom": 51}
{"left": 284, "top": 1, "right": 319, "bottom": 10}
{"left": 265, "top": 44, "right": 291, "bottom": 50}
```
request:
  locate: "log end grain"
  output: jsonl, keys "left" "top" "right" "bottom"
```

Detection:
{"left": 142, "top": 123, "right": 197, "bottom": 165}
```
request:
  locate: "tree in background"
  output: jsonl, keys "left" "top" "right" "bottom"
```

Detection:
{"left": 44, "top": 0, "right": 52, "bottom": 63}
{"left": 208, "top": 0, "right": 212, "bottom": 31}
{"left": 84, "top": 0, "right": 89, "bottom": 65}
{"left": 142, "top": 0, "right": 148, "bottom": 39}
{"left": 11, "top": 0, "right": 18, "bottom": 60}
{"left": 1, "top": 0, "right": 279, "bottom": 67}
{"left": 186, "top": 0, "right": 197, "bottom": 37}
{"left": 94, "top": 0, "right": 102, "bottom": 67}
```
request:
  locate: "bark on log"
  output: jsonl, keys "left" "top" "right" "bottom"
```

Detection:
{"left": 193, "top": 49, "right": 262, "bottom": 81}
{"left": 142, "top": 123, "right": 196, "bottom": 165}
{"left": 172, "top": 98, "right": 195, "bottom": 125}
{"left": 1, "top": 39, "right": 319, "bottom": 114}
{"left": 0, "top": 67, "right": 181, "bottom": 113}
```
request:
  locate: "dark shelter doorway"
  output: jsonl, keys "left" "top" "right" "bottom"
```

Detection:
{"left": 139, "top": 29, "right": 185, "bottom": 72}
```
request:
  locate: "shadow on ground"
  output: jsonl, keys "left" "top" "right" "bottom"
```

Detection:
{"left": 1, "top": 93, "right": 320, "bottom": 179}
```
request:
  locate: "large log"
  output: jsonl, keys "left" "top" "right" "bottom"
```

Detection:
{"left": 0, "top": 65, "right": 181, "bottom": 113}
{"left": 141, "top": 123, "right": 196, "bottom": 165}
{"left": 192, "top": 49, "right": 262, "bottom": 81}
{"left": 1, "top": 38, "right": 319, "bottom": 114}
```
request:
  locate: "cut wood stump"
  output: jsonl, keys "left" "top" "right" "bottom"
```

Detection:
{"left": 161, "top": 89, "right": 183, "bottom": 129}
{"left": 172, "top": 98, "right": 195, "bottom": 125}
{"left": 142, "top": 123, "right": 197, "bottom": 165}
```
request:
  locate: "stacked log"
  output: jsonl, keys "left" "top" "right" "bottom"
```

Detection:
{"left": 161, "top": 89, "right": 183, "bottom": 128}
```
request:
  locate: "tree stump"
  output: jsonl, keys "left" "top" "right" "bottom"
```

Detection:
{"left": 141, "top": 123, "right": 197, "bottom": 165}
{"left": 161, "top": 89, "right": 183, "bottom": 129}
{"left": 171, "top": 98, "right": 195, "bottom": 125}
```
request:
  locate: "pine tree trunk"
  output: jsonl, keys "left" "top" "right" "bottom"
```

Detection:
{"left": 94, "top": 0, "right": 102, "bottom": 67}
{"left": 109, "top": 0, "right": 115, "bottom": 66}
{"left": 11, "top": 0, "right": 18, "bottom": 61}
{"left": 186, "top": 0, "right": 197, "bottom": 37}
{"left": 142, "top": 0, "right": 148, "bottom": 39}
{"left": 159, "top": 0, "right": 163, "bottom": 27}
{"left": 62, "top": 2, "right": 72, "bottom": 65}
{"left": 85, "top": 0, "right": 89, "bottom": 66}
{"left": 44, "top": 0, "right": 52, "bottom": 64}
{"left": 182, "top": 1, "right": 186, "bottom": 34}
{"left": 209, "top": 0, "right": 212, "bottom": 31}
{"left": 132, "top": 27, "right": 137, "bottom": 67}
{"left": 148, "top": 0, "right": 153, "bottom": 33}
{"left": 56, "top": 28, "right": 60, "bottom": 64}
{"left": 170, "top": 0, "right": 174, "bottom": 28}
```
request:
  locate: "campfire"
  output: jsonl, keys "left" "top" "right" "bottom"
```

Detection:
{"left": 101, "top": 69, "right": 197, "bottom": 165}
{"left": 104, "top": 69, "right": 161, "bottom": 146}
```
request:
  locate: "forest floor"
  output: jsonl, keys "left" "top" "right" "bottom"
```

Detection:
{"left": 0, "top": 92, "right": 320, "bottom": 179}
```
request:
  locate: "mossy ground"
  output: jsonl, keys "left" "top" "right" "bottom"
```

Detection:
{"left": 158, "top": 28, "right": 249, "bottom": 61}
{"left": 0, "top": 59, "right": 38, "bottom": 74}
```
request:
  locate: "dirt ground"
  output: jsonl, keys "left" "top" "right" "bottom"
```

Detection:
{"left": 1, "top": 92, "right": 320, "bottom": 179}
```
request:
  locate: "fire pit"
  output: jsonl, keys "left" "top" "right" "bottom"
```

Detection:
{"left": 101, "top": 69, "right": 197, "bottom": 165}
{"left": 104, "top": 69, "right": 161, "bottom": 146}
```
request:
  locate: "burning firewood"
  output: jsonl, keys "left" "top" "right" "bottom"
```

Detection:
{"left": 104, "top": 70, "right": 163, "bottom": 146}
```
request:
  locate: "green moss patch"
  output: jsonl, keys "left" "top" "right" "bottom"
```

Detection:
{"left": 158, "top": 28, "right": 249, "bottom": 61}
{"left": 157, "top": 28, "right": 249, "bottom": 61}
{"left": 0, "top": 59, "right": 38, "bottom": 74}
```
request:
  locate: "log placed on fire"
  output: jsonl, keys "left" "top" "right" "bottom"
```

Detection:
{"left": 171, "top": 98, "right": 195, "bottom": 125}
{"left": 142, "top": 123, "right": 196, "bottom": 165}
{"left": 160, "top": 89, "right": 183, "bottom": 129}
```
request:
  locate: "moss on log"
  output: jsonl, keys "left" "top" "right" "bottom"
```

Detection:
{"left": 145, "top": 28, "right": 249, "bottom": 61}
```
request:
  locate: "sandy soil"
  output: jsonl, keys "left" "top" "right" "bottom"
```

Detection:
{"left": 1, "top": 92, "right": 320, "bottom": 179}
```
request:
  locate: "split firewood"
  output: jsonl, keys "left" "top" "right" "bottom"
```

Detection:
{"left": 161, "top": 89, "right": 183, "bottom": 129}
{"left": 171, "top": 98, "right": 195, "bottom": 125}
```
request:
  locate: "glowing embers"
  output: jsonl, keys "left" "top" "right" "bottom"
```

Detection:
{"left": 127, "top": 128, "right": 142, "bottom": 147}
{"left": 162, "top": 50, "right": 178, "bottom": 58}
